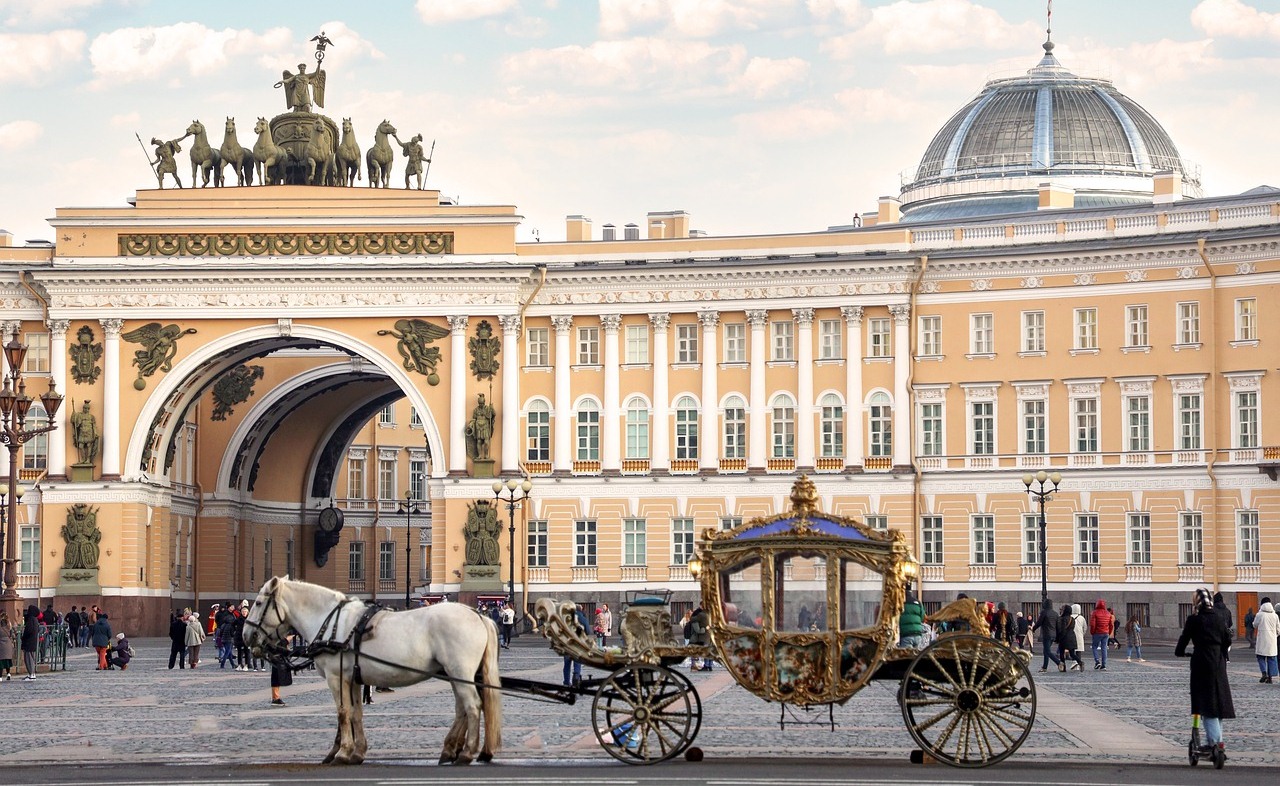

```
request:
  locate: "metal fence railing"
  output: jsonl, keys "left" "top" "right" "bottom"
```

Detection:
{"left": 10, "top": 622, "right": 70, "bottom": 671}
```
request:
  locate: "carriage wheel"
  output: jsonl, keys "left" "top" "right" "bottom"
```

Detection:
{"left": 591, "top": 663, "right": 701, "bottom": 764}
{"left": 899, "top": 634, "right": 1036, "bottom": 768}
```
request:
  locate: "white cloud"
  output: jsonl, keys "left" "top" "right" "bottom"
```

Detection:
{"left": 0, "top": 0, "right": 100, "bottom": 28}
{"left": 0, "top": 29, "right": 87, "bottom": 84}
{"left": 1191, "top": 0, "right": 1280, "bottom": 41}
{"left": 823, "top": 0, "right": 1040, "bottom": 58}
{"left": 833, "top": 86, "right": 923, "bottom": 121}
{"left": 0, "top": 120, "right": 44, "bottom": 151}
{"left": 806, "top": 0, "right": 866, "bottom": 25}
{"left": 415, "top": 0, "right": 518, "bottom": 25}
{"left": 1067, "top": 38, "right": 1219, "bottom": 92}
{"left": 109, "top": 111, "right": 141, "bottom": 127}
{"left": 88, "top": 23, "right": 294, "bottom": 85}
{"left": 315, "top": 21, "right": 385, "bottom": 61}
{"left": 598, "top": 0, "right": 802, "bottom": 39}
{"left": 503, "top": 38, "right": 807, "bottom": 98}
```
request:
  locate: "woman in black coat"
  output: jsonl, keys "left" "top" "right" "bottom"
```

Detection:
{"left": 20, "top": 605, "right": 40, "bottom": 680}
{"left": 168, "top": 612, "right": 187, "bottom": 669}
{"left": 1176, "top": 588, "right": 1235, "bottom": 753}
{"left": 1033, "top": 599, "right": 1061, "bottom": 673}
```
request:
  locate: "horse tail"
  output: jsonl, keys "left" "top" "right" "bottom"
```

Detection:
{"left": 480, "top": 615, "right": 503, "bottom": 757}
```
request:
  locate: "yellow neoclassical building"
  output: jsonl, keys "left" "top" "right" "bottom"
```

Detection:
{"left": 1, "top": 42, "right": 1277, "bottom": 636}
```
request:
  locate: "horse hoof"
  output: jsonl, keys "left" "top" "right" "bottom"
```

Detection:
{"left": 477, "top": 752, "right": 493, "bottom": 764}
{"left": 438, "top": 754, "right": 452, "bottom": 765}
{"left": 321, "top": 754, "right": 336, "bottom": 765}
{"left": 349, "top": 754, "right": 364, "bottom": 765}
{"left": 453, "top": 756, "right": 473, "bottom": 766}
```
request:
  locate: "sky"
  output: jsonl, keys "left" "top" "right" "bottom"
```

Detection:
{"left": 2, "top": 0, "right": 1279, "bottom": 244}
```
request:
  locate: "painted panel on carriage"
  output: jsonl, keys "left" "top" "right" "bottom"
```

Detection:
{"left": 774, "top": 639, "right": 829, "bottom": 697}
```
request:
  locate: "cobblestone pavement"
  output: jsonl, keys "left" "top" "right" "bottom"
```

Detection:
{"left": 1, "top": 636, "right": 1276, "bottom": 768}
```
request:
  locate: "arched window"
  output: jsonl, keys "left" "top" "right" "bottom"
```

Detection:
{"left": 868, "top": 392, "right": 893, "bottom": 457}
{"left": 576, "top": 400, "right": 600, "bottom": 461}
{"left": 723, "top": 395, "right": 746, "bottom": 459}
{"left": 674, "top": 395, "right": 699, "bottom": 460}
{"left": 526, "top": 400, "right": 550, "bottom": 461}
{"left": 23, "top": 405, "right": 48, "bottom": 471}
{"left": 819, "top": 393, "right": 844, "bottom": 458}
{"left": 771, "top": 393, "right": 795, "bottom": 459}
{"left": 624, "top": 397, "right": 649, "bottom": 459}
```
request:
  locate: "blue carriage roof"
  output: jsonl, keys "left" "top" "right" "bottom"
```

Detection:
{"left": 730, "top": 516, "right": 872, "bottom": 542}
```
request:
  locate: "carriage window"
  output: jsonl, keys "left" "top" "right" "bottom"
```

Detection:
{"left": 720, "top": 557, "right": 763, "bottom": 629}
{"left": 776, "top": 553, "right": 828, "bottom": 633}
{"left": 840, "top": 558, "right": 883, "bottom": 631}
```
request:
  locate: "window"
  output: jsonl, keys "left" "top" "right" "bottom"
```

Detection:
{"left": 21, "top": 332, "right": 49, "bottom": 374}
{"left": 868, "top": 392, "right": 892, "bottom": 456}
{"left": 527, "top": 520, "right": 548, "bottom": 568}
{"left": 1022, "top": 514, "right": 1040, "bottom": 565}
{"left": 347, "top": 452, "right": 367, "bottom": 500}
{"left": 919, "top": 315, "right": 941, "bottom": 356}
{"left": 1075, "top": 513, "right": 1099, "bottom": 565}
{"left": 1236, "top": 391, "right": 1259, "bottom": 449}
{"left": 1126, "top": 395, "right": 1150, "bottom": 452}
{"left": 378, "top": 404, "right": 395, "bottom": 426}
{"left": 921, "top": 515, "right": 943, "bottom": 565}
{"left": 819, "top": 393, "right": 844, "bottom": 457}
{"left": 625, "top": 398, "right": 650, "bottom": 459}
{"left": 574, "top": 520, "right": 597, "bottom": 567}
{"left": 1128, "top": 512, "right": 1151, "bottom": 565}
{"left": 526, "top": 401, "right": 550, "bottom": 461}
{"left": 625, "top": 324, "right": 649, "bottom": 364}
{"left": 1125, "top": 603, "right": 1150, "bottom": 627}
{"left": 577, "top": 326, "right": 599, "bottom": 364}
{"left": 971, "top": 401, "right": 994, "bottom": 455}
{"left": 348, "top": 541, "right": 366, "bottom": 582}
{"left": 920, "top": 402, "right": 943, "bottom": 456}
{"left": 868, "top": 318, "right": 891, "bottom": 357}
{"left": 1126, "top": 305, "right": 1148, "bottom": 347}
{"left": 576, "top": 401, "right": 600, "bottom": 460}
{"left": 1178, "top": 393, "right": 1202, "bottom": 450}
{"left": 720, "top": 516, "right": 743, "bottom": 531}
{"left": 723, "top": 395, "right": 746, "bottom": 459}
{"left": 971, "top": 514, "right": 995, "bottom": 565}
{"left": 771, "top": 394, "right": 795, "bottom": 458}
{"left": 1074, "top": 308, "right": 1098, "bottom": 350}
{"left": 409, "top": 407, "right": 423, "bottom": 429}
{"left": 1022, "top": 311, "right": 1045, "bottom": 353}
{"left": 819, "top": 319, "right": 842, "bottom": 359}
{"left": 378, "top": 455, "right": 396, "bottom": 500}
{"left": 1180, "top": 512, "right": 1203, "bottom": 565}
{"left": 21, "top": 405, "right": 47, "bottom": 470}
{"left": 409, "top": 456, "right": 428, "bottom": 501}
{"left": 1022, "top": 399, "right": 1045, "bottom": 454}
{"left": 1177, "top": 301, "right": 1200, "bottom": 345}
{"left": 865, "top": 514, "right": 888, "bottom": 531}
{"left": 771, "top": 320, "right": 794, "bottom": 361}
{"left": 527, "top": 327, "right": 549, "bottom": 366}
{"left": 378, "top": 541, "right": 396, "bottom": 582}
{"left": 19, "top": 525, "right": 39, "bottom": 574}
{"left": 676, "top": 324, "right": 699, "bottom": 363}
{"left": 970, "top": 313, "right": 993, "bottom": 354}
{"left": 674, "top": 396, "right": 699, "bottom": 460}
{"left": 1236, "top": 298, "right": 1257, "bottom": 341}
{"left": 723, "top": 322, "right": 746, "bottom": 363}
{"left": 1073, "top": 397, "right": 1098, "bottom": 453}
{"left": 623, "top": 518, "right": 647, "bottom": 566}
{"left": 672, "top": 518, "right": 695, "bottom": 565}
{"left": 1238, "top": 510, "right": 1260, "bottom": 564}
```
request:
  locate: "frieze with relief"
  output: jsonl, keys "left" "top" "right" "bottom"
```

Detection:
{"left": 50, "top": 289, "right": 508, "bottom": 309}
{"left": 117, "top": 231, "right": 454, "bottom": 257}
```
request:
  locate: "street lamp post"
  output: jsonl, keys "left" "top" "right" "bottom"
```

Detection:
{"left": 0, "top": 337, "right": 63, "bottom": 614}
{"left": 397, "top": 491, "right": 424, "bottom": 609}
{"left": 492, "top": 478, "right": 533, "bottom": 613}
{"left": 1022, "top": 470, "right": 1062, "bottom": 607}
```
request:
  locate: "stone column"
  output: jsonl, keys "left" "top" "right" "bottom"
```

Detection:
{"left": 100, "top": 318, "right": 123, "bottom": 478}
{"left": 746, "top": 309, "right": 768, "bottom": 469}
{"left": 551, "top": 316, "right": 573, "bottom": 472}
{"left": 447, "top": 316, "right": 469, "bottom": 474}
{"left": 793, "top": 308, "right": 815, "bottom": 470}
{"left": 498, "top": 315, "right": 521, "bottom": 474}
{"left": 46, "top": 319, "right": 70, "bottom": 477}
{"left": 889, "top": 304, "right": 912, "bottom": 468}
{"left": 841, "top": 307, "right": 864, "bottom": 467}
{"left": 649, "top": 313, "right": 671, "bottom": 471}
{"left": 601, "top": 314, "right": 622, "bottom": 472}
{"left": 697, "top": 310, "right": 719, "bottom": 471}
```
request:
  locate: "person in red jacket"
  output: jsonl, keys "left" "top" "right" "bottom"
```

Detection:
{"left": 1089, "top": 599, "right": 1115, "bottom": 670}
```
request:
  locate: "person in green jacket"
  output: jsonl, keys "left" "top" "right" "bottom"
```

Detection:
{"left": 898, "top": 590, "right": 926, "bottom": 649}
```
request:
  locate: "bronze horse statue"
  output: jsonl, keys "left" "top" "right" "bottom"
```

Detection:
{"left": 305, "top": 118, "right": 336, "bottom": 186}
{"left": 218, "top": 117, "right": 255, "bottom": 187}
{"left": 253, "top": 117, "right": 286, "bottom": 185}
{"left": 186, "top": 120, "right": 221, "bottom": 188}
{"left": 337, "top": 118, "right": 362, "bottom": 187}
{"left": 366, "top": 120, "right": 396, "bottom": 188}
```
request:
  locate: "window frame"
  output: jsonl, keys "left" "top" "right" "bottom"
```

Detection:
{"left": 576, "top": 400, "right": 600, "bottom": 461}
{"left": 577, "top": 325, "right": 600, "bottom": 365}
{"left": 1237, "top": 509, "right": 1261, "bottom": 565}
{"left": 1021, "top": 310, "right": 1045, "bottom": 353}
{"left": 1177, "top": 301, "right": 1200, "bottom": 345}
{"left": 921, "top": 515, "right": 944, "bottom": 565}
{"left": 868, "top": 318, "right": 891, "bottom": 358}
{"left": 970, "top": 313, "right": 994, "bottom": 355}
{"left": 623, "top": 518, "right": 647, "bottom": 566}
{"left": 527, "top": 519, "right": 549, "bottom": 568}
{"left": 918, "top": 315, "right": 942, "bottom": 356}
{"left": 675, "top": 323, "right": 700, "bottom": 364}
{"left": 971, "top": 514, "right": 995, "bottom": 565}
{"left": 1021, "top": 398, "right": 1046, "bottom": 455}
{"left": 574, "top": 519, "right": 598, "bottom": 567}
{"left": 674, "top": 396, "right": 699, "bottom": 461}
{"left": 1125, "top": 304, "right": 1149, "bottom": 348}
{"left": 625, "top": 324, "right": 649, "bottom": 364}
{"left": 818, "top": 319, "right": 842, "bottom": 360}
{"left": 672, "top": 518, "right": 695, "bottom": 565}
{"left": 1180, "top": 511, "right": 1203, "bottom": 565}
{"left": 526, "top": 326, "right": 550, "bottom": 366}
{"left": 723, "top": 322, "right": 746, "bottom": 363}
{"left": 1073, "top": 307, "right": 1098, "bottom": 350}
{"left": 1235, "top": 297, "right": 1257, "bottom": 342}
{"left": 526, "top": 401, "right": 551, "bottom": 461}
{"left": 1075, "top": 512, "right": 1100, "bottom": 565}
{"left": 770, "top": 394, "right": 796, "bottom": 458}
{"left": 723, "top": 395, "right": 747, "bottom": 459}
{"left": 770, "top": 320, "right": 794, "bottom": 361}
{"left": 819, "top": 393, "right": 844, "bottom": 458}
{"left": 624, "top": 397, "right": 650, "bottom": 460}
{"left": 1127, "top": 512, "right": 1151, "bottom": 565}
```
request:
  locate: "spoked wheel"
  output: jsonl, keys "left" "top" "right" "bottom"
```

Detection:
{"left": 591, "top": 662, "right": 701, "bottom": 764}
{"left": 900, "top": 634, "right": 1037, "bottom": 767}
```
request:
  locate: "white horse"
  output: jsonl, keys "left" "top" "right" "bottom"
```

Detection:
{"left": 243, "top": 576, "right": 502, "bottom": 765}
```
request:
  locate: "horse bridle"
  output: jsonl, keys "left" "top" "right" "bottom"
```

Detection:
{"left": 243, "top": 583, "right": 292, "bottom": 664}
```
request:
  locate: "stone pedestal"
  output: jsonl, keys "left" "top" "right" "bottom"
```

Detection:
{"left": 471, "top": 459, "right": 495, "bottom": 478}
{"left": 69, "top": 463, "right": 95, "bottom": 483}
{"left": 60, "top": 567, "right": 101, "bottom": 595}
{"left": 461, "top": 564, "right": 502, "bottom": 592}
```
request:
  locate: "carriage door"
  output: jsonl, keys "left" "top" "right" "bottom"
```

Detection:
{"left": 1235, "top": 591, "right": 1258, "bottom": 639}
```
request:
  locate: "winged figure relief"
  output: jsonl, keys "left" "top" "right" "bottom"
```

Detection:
{"left": 377, "top": 318, "right": 449, "bottom": 384}
{"left": 121, "top": 322, "right": 198, "bottom": 378}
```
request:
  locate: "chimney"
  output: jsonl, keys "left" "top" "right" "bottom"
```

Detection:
{"left": 1038, "top": 182, "right": 1075, "bottom": 210}
{"left": 877, "top": 196, "right": 901, "bottom": 225}
{"left": 1152, "top": 170, "right": 1183, "bottom": 205}
{"left": 602, "top": 223, "right": 616, "bottom": 241}
{"left": 566, "top": 215, "right": 592, "bottom": 242}
{"left": 0, "top": 229, "right": 12, "bottom": 247}
{"left": 647, "top": 210, "right": 690, "bottom": 238}
{"left": 624, "top": 223, "right": 640, "bottom": 241}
